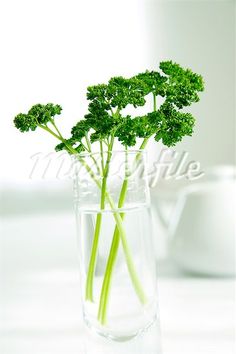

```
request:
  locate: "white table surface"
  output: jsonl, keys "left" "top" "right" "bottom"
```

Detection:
{"left": 1, "top": 212, "right": 235, "bottom": 354}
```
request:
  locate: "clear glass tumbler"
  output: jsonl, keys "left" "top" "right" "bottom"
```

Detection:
{"left": 73, "top": 150, "right": 158, "bottom": 341}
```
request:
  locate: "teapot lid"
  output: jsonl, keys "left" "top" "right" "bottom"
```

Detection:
{"left": 205, "top": 165, "right": 236, "bottom": 181}
{"left": 180, "top": 165, "right": 236, "bottom": 196}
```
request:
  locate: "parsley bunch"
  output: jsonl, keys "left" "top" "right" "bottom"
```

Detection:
{"left": 13, "top": 61, "right": 204, "bottom": 327}
{"left": 14, "top": 60, "right": 204, "bottom": 153}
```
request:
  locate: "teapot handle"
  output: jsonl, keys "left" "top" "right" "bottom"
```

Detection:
{"left": 152, "top": 192, "right": 178, "bottom": 231}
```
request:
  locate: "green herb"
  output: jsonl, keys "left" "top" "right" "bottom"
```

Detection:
{"left": 14, "top": 60, "right": 204, "bottom": 325}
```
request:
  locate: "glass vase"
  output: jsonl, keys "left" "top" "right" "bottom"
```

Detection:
{"left": 73, "top": 150, "right": 158, "bottom": 341}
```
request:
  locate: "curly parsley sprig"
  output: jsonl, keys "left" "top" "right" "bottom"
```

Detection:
{"left": 14, "top": 61, "right": 204, "bottom": 152}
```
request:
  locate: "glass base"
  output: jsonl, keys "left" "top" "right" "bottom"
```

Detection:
{"left": 84, "top": 313, "right": 158, "bottom": 342}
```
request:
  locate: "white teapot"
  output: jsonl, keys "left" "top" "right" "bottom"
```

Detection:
{"left": 153, "top": 165, "right": 236, "bottom": 276}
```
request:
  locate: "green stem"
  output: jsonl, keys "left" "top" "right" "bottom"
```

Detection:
{"left": 38, "top": 124, "right": 102, "bottom": 191}
{"left": 85, "top": 133, "right": 101, "bottom": 175}
{"left": 106, "top": 192, "right": 148, "bottom": 302}
{"left": 98, "top": 179, "right": 128, "bottom": 323}
{"left": 39, "top": 124, "right": 62, "bottom": 141}
{"left": 100, "top": 141, "right": 105, "bottom": 173}
{"left": 85, "top": 201, "right": 104, "bottom": 301}
{"left": 153, "top": 93, "right": 157, "bottom": 112}
{"left": 85, "top": 138, "right": 114, "bottom": 301}
{"left": 85, "top": 133, "right": 92, "bottom": 152}
{"left": 49, "top": 119, "right": 64, "bottom": 140}
{"left": 97, "top": 138, "right": 150, "bottom": 324}
{"left": 38, "top": 126, "right": 106, "bottom": 303}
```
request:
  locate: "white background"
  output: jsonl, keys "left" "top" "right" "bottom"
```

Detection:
{"left": 0, "top": 0, "right": 235, "bottom": 182}
{"left": 0, "top": 1, "right": 235, "bottom": 354}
